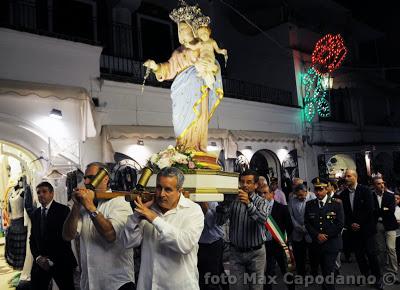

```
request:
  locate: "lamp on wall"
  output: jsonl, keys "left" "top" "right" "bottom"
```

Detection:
{"left": 137, "top": 139, "right": 144, "bottom": 146}
{"left": 49, "top": 108, "right": 63, "bottom": 119}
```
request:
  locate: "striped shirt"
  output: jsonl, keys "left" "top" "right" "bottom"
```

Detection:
{"left": 217, "top": 192, "right": 268, "bottom": 248}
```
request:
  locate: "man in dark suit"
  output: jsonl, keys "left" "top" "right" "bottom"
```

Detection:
{"left": 372, "top": 176, "right": 399, "bottom": 283}
{"left": 30, "top": 181, "right": 76, "bottom": 290}
{"left": 260, "top": 184, "right": 294, "bottom": 290}
{"left": 339, "top": 169, "right": 382, "bottom": 289}
{"left": 305, "top": 178, "right": 344, "bottom": 290}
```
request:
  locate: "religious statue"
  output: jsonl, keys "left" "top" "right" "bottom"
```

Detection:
{"left": 186, "top": 23, "right": 228, "bottom": 89}
{"left": 143, "top": 1, "right": 225, "bottom": 169}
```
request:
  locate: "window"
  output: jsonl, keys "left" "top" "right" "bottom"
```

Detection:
{"left": 358, "top": 41, "right": 378, "bottom": 65}
{"left": 136, "top": 14, "right": 175, "bottom": 62}
{"left": 53, "top": 0, "right": 96, "bottom": 41}
{"left": 363, "top": 95, "right": 389, "bottom": 126}
{"left": 320, "top": 89, "right": 352, "bottom": 123}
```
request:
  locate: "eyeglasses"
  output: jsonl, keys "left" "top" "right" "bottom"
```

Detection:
{"left": 83, "top": 175, "right": 96, "bottom": 180}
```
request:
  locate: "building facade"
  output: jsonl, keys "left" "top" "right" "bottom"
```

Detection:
{"left": 0, "top": 0, "right": 399, "bottom": 191}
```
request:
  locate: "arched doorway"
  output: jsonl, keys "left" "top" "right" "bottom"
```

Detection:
{"left": 0, "top": 115, "right": 48, "bottom": 285}
{"left": 250, "top": 149, "right": 281, "bottom": 185}
{"left": 233, "top": 151, "right": 250, "bottom": 173}
{"left": 326, "top": 154, "right": 356, "bottom": 178}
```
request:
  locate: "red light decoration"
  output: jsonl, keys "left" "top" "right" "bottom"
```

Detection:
{"left": 311, "top": 34, "right": 347, "bottom": 74}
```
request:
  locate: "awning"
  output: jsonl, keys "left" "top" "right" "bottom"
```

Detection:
{"left": 231, "top": 130, "right": 300, "bottom": 142}
{"left": 0, "top": 78, "right": 96, "bottom": 140}
{"left": 0, "top": 79, "right": 88, "bottom": 100}
{"left": 103, "top": 125, "right": 230, "bottom": 140}
{"left": 102, "top": 125, "right": 232, "bottom": 163}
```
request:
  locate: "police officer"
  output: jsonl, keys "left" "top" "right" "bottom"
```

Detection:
{"left": 305, "top": 178, "right": 344, "bottom": 290}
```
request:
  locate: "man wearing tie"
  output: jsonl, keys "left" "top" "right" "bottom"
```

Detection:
{"left": 339, "top": 169, "right": 382, "bottom": 289}
{"left": 372, "top": 176, "right": 399, "bottom": 284}
{"left": 304, "top": 178, "right": 344, "bottom": 290}
{"left": 288, "top": 184, "right": 317, "bottom": 277}
{"left": 30, "top": 181, "right": 76, "bottom": 290}
{"left": 260, "top": 184, "right": 294, "bottom": 290}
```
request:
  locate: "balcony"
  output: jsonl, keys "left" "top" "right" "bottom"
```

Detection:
{"left": 100, "top": 55, "right": 294, "bottom": 107}
{"left": 1, "top": 0, "right": 294, "bottom": 107}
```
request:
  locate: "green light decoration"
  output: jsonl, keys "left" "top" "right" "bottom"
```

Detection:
{"left": 302, "top": 67, "right": 323, "bottom": 102}
{"left": 317, "top": 97, "right": 331, "bottom": 117}
{"left": 302, "top": 67, "right": 330, "bottom": 122}
{"left": 304, "top": 102, "right": 316, "bottom": 123}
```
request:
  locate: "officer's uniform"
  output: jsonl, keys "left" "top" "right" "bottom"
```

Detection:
{"left": 304, "top": 178, "right": 344, "bottom": 290}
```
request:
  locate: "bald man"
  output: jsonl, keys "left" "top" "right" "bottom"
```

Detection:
{"left": 339, "top": 169, "right": 382, "bottom": 289}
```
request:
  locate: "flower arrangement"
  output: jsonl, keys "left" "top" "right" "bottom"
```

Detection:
{"left": 147, "top": 145, "right": 196, "bottom": 173}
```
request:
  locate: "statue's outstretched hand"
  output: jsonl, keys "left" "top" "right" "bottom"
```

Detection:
{"left": 143, "top": 59, "right": 159, "bottom": 72}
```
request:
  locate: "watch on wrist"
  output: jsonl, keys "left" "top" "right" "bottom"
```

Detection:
{"left": 89, "top": 210, "right": 99, "bottom": 219}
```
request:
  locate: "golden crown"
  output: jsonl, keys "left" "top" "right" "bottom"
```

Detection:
{"left": 169, "top": 0, "right": 210, "bottom": 30}
{"left": 191, "top": 15, "right": 211, "bottom": 31}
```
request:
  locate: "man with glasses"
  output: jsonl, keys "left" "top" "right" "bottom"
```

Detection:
{"left": 305, "top": 178, "right": 344, "bottom": 290}
{"left": 30, "top": 181, "right": 76, "bottom": 290}
{"left": 63, "top": 162, "right": 135, "bottom": 290}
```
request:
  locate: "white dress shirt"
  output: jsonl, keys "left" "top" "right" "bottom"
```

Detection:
{"left": 395, "top": 206, "right": 400, "bottom": 237}
{"left": 122, "top": 194, "right": 204, "bottom": 290}
{"left": 78, "top": 196, "right": 134, "bottom": 290}
{"left": 319, "top": 194, "right": 328, "bottom": 208}
{"left": 349, "top": 183, "right": 357, "bottom": 211}
{"left": 40, "top": 199, "right": 54, "bottom": 215}
{"left": 376, "top": 193, "right": 383, "bottom": 208}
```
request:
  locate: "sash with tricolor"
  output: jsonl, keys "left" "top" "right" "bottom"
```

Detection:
{"left": 265, "top": 216, "right": 296, "bottom": 272}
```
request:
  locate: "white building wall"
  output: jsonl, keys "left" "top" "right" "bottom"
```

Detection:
{"left": 0, "top": 28, "right": 102, "bottom": 91}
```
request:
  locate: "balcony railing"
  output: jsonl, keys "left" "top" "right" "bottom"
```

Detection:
{"left": 100, "top": 55, "right": 294, "bottom": 106}
{"left": 2, "top": 0, "right": 294, "bottom": 107}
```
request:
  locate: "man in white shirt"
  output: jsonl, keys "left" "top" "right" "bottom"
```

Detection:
{"left": 122, "top": 167, "right": 204, "bottom": 290}
{"left": 63, "top": 162, "right": 135, "bottom": 290}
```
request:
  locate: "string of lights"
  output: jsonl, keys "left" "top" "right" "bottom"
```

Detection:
{"left": 311, "top": 34, "right": 348, "bottom": 75}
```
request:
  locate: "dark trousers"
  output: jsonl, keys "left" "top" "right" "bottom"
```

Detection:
{"left": 292, "top": 239, "right": 318, "bottom": 276}
{"left": 118, "top": 282, "right": 136, "bottom": 290}
{"left": 341, "top": 230, "right": 352, "bottom": 261}
{"left": 314, "top": 250, "right": 338, "bottom": 290}
{"left": 397, "top": 236, "right": 400, "bottom": 264}
{"left": 198, "top": 238, "right": 225, "bottom": 290}
{"left": 31, "top": 264, "right": 74, "bottom": 290}
{"left": 349, "top": 232, "right": 381, "bottom": 282}
{"left": 264, "top": 240, "right": 294, "bottom": 290}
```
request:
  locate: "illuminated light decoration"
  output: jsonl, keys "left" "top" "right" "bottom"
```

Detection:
{"left": 311, "top": 34, "right": 347, "bottom": 74}
{"left": 302, "top": 67, "right": 327, "bottom": 103}
{"left": 304, "top": 102, "right": 316, "bottom": 123}
{"left": 302, "top": 67, "right": 329, "bottom": 122}
{"left": 316, "top": 97, "right": 331, "bottom": 118}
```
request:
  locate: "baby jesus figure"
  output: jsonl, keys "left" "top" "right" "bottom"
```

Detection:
{"left": 186, "top": 25, "right": 228, "bottom": 89}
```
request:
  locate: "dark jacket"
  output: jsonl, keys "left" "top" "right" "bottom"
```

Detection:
{"left": 305, "top": 196, "right": 344, "bottom": 253}
{"left": 374, "top": 191, "right": 399, "bottom": 231}
{"left": 339, "top": 184, "right": 377, "bottom": 237}
{"left": 30, "top": 201, "right": 77, "bottom": 269}
{"left": 269, "top": 201, "right": 293, "bottom": 239}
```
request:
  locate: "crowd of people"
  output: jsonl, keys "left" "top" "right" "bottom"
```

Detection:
{"left": 29, "top": 162, "right": 400, "bottom": 290}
